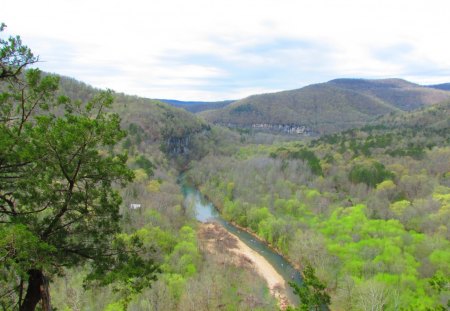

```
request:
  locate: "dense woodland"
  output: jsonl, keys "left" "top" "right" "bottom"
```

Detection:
{"left": 1, "top": 25, "right": 449, "bottom": 311}
{"left": 188, "top": 103, "right": 450, "bottom": 310}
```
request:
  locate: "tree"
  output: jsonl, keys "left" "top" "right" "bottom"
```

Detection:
{"left": 0, "top": 23, "right": 37, "bottom": 80}
{"left": 349, "top": 161, "right": 395, "bottom": 188}
{"left": 355, "top": 279, "right": 389, "bottom": 311}
{"left": 287, "top": 263, "right": 330, "bottom": 311}
{"left": 0, "top": 25, "right": 157, "bottom": 310}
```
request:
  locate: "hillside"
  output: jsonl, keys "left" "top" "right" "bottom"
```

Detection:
{"left": 57, "top": 75, "right": 211, "bottom": 159}
{"left": 202, "top": 78, "right": 450, "bottom": 135}
{"left": 428, "top": 83, "right": 450, "bottom": 91}
{"left": 374, "top": 100, "right": 450, "bottom": 130}
{"left": 328, "top": 78, "right": 450, "bottom": 110}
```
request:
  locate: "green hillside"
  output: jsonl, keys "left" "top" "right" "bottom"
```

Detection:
{"left": 202, "top": 78, "right": 450, "bottom": 135}
{"left": 57, "top": 75, "right": 212, "bottom": 160}
{"left": 329, "top": 78, "right": 450, "bottom": 110}
{"left": 375, "top": 100, "right": 450, "bottom": 130}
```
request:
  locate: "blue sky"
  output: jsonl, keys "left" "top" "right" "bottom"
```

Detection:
{"left": 3, "top": 0, "right": 450, "bottom": 100}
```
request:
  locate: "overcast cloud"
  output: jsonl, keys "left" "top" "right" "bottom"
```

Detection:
{"left": 3, "top": 0, "right": 450, "bottom": 100}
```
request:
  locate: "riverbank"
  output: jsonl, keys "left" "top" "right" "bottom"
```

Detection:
{"left": 197, "top": 187, "right": 302, "bottom": 273}
{"left": 230, "top": 220, "right": 303, "bottom": 271}
{"left": 198, "top": 222, "right": 290, "bottom": 310}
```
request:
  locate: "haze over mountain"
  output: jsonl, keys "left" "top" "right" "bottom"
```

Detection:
{"left": 201, "top": 78, "right": 450, "bottom": 134}
{"left": 157, "top": 99, "right": 235, "bottom": 113}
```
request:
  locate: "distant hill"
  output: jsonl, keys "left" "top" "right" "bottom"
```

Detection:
{"left": 328, "top": 78, "right": 450, "bottom": 110}
{"left": 157, "top": 99, "right": 235, "bottom": 113}
{"left": 427, "top": 83, "right": 450, "bottom": 91}
{"left": 202, "top": 78, "right": 450, "bottom": 134}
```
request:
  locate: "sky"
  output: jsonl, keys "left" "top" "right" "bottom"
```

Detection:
{"left": 3, "top": 0, "right": 450, "bottom": 101}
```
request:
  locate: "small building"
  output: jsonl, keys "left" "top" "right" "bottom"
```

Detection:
{"left": 129, "top": 203, "right": 141, "bottom": 209}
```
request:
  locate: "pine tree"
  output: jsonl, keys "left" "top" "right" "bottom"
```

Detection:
{"left": 287, "top": 263, "right": 330, "bottom": 311}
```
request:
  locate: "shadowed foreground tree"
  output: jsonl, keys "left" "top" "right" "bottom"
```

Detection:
{"left": 287, "top": 263, "right": 330, "bottom": 311}
{"left": 0, "top": 25, "right": 158, "bottom": 310}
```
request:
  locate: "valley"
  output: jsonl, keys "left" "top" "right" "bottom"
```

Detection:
{"left": 1, "top": 27, "right": 449, "bottom": 311}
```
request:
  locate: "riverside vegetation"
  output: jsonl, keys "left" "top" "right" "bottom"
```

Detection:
{"left": 187, "top": 102, "right": 450, "bottom": 310}
{"left": 1, "top": 25, "right": 449, "bottom": 310}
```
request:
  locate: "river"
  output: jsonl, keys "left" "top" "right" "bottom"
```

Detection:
{"left": 181, "top": 182, "right": 303, "bottom": 305}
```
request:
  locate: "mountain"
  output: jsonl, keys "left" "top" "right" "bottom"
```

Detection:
{"left": 202, "top": 78, "right": 450, "bottom": 134}
{"left": 157, "top": 99, "right": 235, "bottom": 113}
{"left": 428, "top": 83, "right": 450, "bottom": 91}
{"left": 328, "top": 78, "right": 450, "bottom": 110}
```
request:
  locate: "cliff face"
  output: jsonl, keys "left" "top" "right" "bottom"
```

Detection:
{"left": 165, "top": 135, "right": 191, "bottom": 155}
{"left": 216, "top": 122, "right": 313, "bottom": 136}
{"left": 161, "top": 124, "right": 211, "bottom": 157}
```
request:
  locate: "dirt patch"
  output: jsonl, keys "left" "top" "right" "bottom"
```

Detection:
{"left": 198, "top": 222, "right": 291, "bottom": 310}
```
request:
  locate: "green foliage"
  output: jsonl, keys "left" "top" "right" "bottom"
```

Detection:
{"left": 0, "top": 23, "right": 37, "bottom": 79}
{"left": 288, "top": 263, "right": 330, "bottom": 311}
{"left": 247, "top": 207, "right": 271, "bottom": 232}
{"left": 135, "top": 155, "right": 155, "bottom": 177}
{"left": 0, "top": 224, "right": 56, "bottom": 298}
{"left": 289, "top": 148, "right": 323, "bottom": 176}
{"left": 104, "top": 302, "right": 125, "bottom": 311}
{"left": 349, "top": 161, "right": 395, "bottom": 187}
{"left": 87, "top": 230, "right": 159, "bottom": 292}
{"left": 429, "top": 272, "right": 450, "bottom": 294}
{"left": 388, "top": 146, "right": 425, "bottom": 159}
{"left": 272, "top": 147, "right": 323, "bottom": 176}
{"left": 230, "top": 103, "right": 256, "bottom": 114}
{"left": 169, "top": 227, "right": 200, "bottom": 276}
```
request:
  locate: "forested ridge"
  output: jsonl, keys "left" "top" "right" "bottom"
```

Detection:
{"left": 1, "top": 25, "right": 449, "bottom": 311}
{"left": 202, "top": 78, "right": 450, "bottom": 135}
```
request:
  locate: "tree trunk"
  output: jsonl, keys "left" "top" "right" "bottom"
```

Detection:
{"left": 19, "top": 269, "right": 52, "bottom": 311}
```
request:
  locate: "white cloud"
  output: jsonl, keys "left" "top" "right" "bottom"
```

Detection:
{"left": 3, "top": 0, "right": 450, "bottom": 100}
